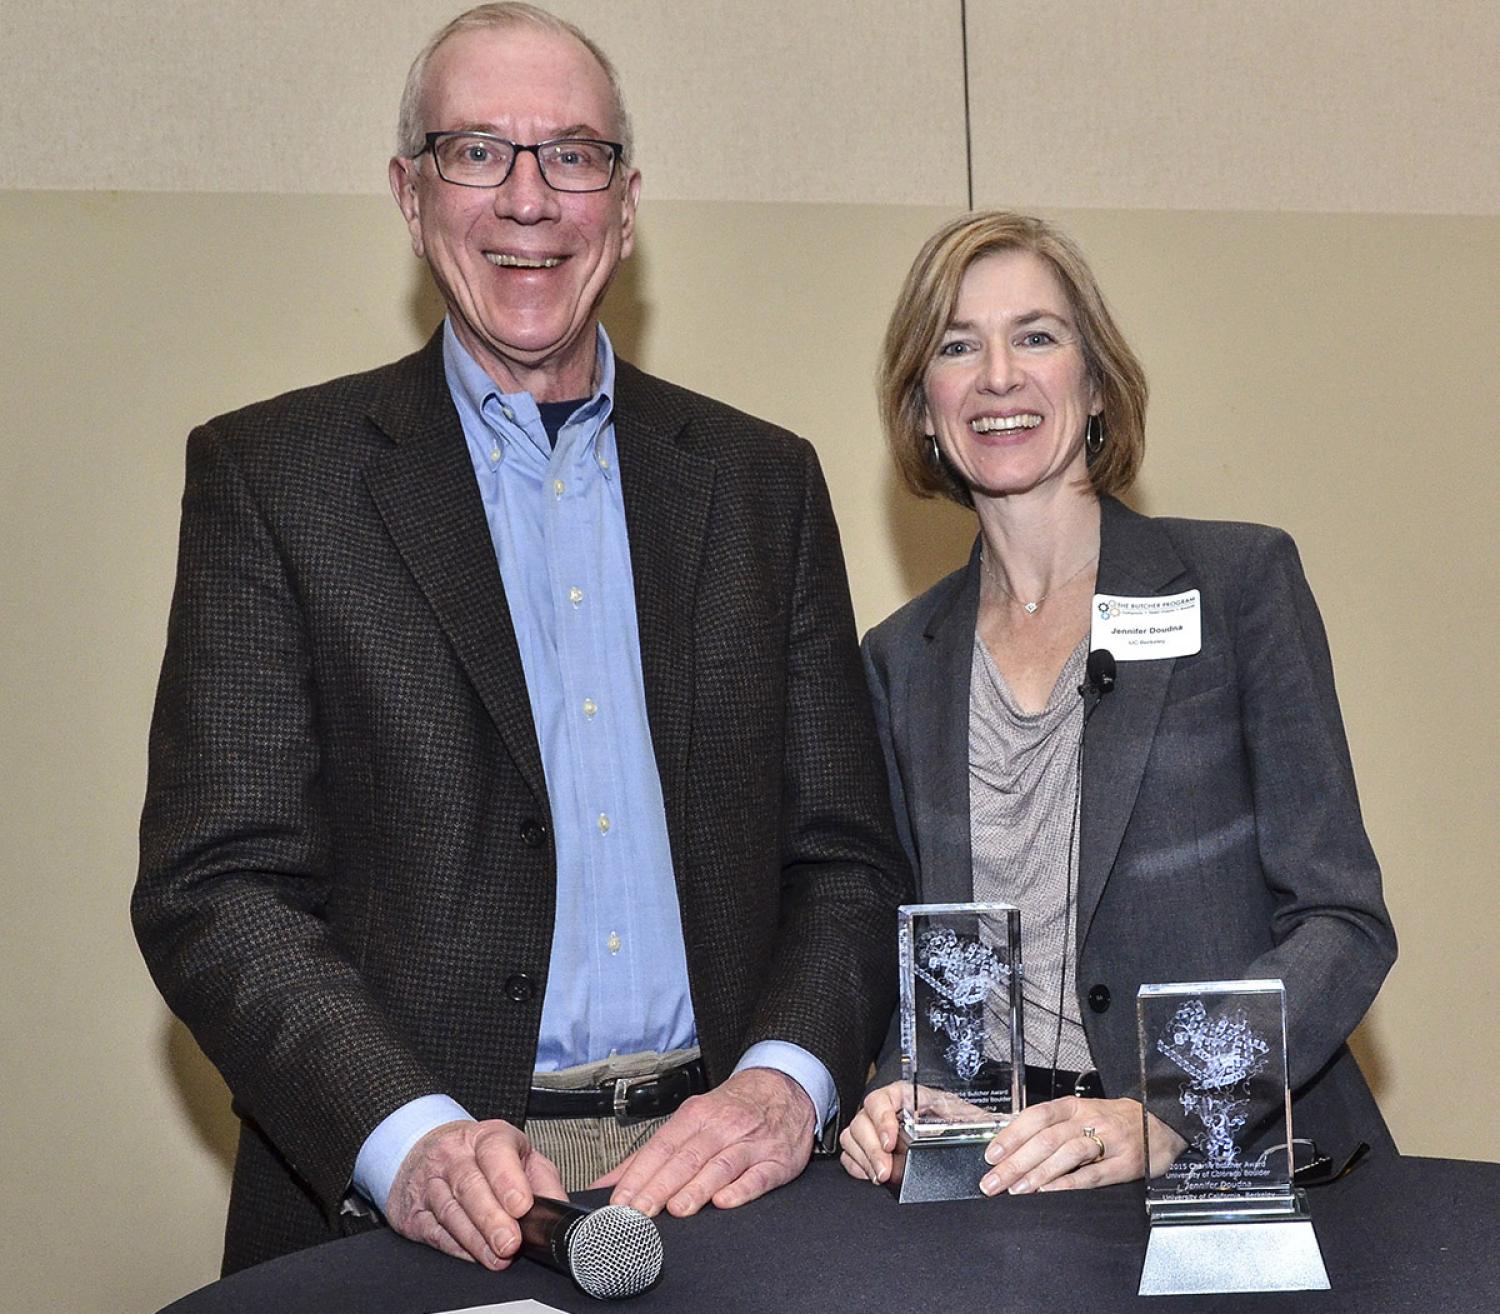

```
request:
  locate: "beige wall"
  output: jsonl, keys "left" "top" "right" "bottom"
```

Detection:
{"left": 3, "top": 4, "right": 1498, "bottom": 1312}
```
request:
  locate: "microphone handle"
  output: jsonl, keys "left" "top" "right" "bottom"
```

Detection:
{"left": 517, "top": 1195, "right": 586, "bottom": 1275}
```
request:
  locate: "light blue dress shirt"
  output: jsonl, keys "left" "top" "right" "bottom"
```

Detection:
{"left": 351, "top": 322, "right": 832, "bottom": 1211}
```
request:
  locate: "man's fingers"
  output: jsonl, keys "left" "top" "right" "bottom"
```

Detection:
{"left": 711, "top": 1156, "right": 786, "bottom": 1209}
{"left": 664, "top": 1134, "right": 767, "bottom": 1215}
{"left": 386, "top": 1119, "right": 550, "bottom": 1268}
{"left": 586, "top": 1152, "right": 633, "bottom": 1192}
{"left": 612, "top": 1070, "right": 814, "bottom": 1216}
{"left": 523, "top": 1147, "right": 568, "bottom": 1202}
{"left": 609, "top": 1119, "right": 696, "bottom": 1214}
{"left": 450, "top": 1157, "right": 523, "bottom": 1258}
{"left": 432, "top": 1177, "right": 511, "bottom": 1267}
{"left": 472, "top": 1126, "right": 536, "bottom": 1218}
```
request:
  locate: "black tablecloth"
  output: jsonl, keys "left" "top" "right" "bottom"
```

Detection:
{"left": 160, "top": 1155, "right": 1500, "bottom": 1313}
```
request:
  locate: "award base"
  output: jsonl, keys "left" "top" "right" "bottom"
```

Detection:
{"left": 1138, "top": 1191, "right": 1330, "bottom": 1296}
{"left": 885, "top": 1131, "right": 992, "bottom": 1204}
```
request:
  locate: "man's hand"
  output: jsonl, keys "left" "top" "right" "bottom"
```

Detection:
{"left": 385, "top": 1119, "right": 566, "bottom": 1269}
{"left": 593, "top": 1068, "right": 815, "bottom": 1217}
{"left": 977, "top": 1096, "right": 1187, "bottom": 1195}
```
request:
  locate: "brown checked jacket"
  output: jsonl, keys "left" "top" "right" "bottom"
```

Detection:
{"left": 135, "top": 333, "right": 909, "bottom": 1273}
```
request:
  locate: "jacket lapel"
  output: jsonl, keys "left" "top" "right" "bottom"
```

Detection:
{"left": 611, "top": 363, "right": 716, "bottom": 835}
{"left": 1077, "top": 497, "right": 1189, "bottom": 944}
{"left": 361, "top": 333, "right": 549, "bottom": 808}
{"left": 911, "top": 543, "right": 982, "bottom": 905}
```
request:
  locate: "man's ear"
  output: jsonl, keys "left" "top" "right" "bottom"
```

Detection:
{"left": 618, "top": 166, "right": 642, "bottom": 260}
{"left": 389, "top": 156, "right": 426, "bottom": 259}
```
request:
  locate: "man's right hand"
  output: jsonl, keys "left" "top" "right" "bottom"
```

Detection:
{"left": 385, "top": 1119, "right": 566, "bottom": 1269}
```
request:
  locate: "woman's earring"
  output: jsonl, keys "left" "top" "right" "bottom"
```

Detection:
{"left": 926, "top": 434, "right": 942, "bottom": 467}
{"left": 1085, "top": 413, "right": 1105, "bottom": 458}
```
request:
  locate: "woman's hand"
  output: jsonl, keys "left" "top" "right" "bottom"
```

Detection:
{"left": 979, "top": 1096, "right": 1186, "bottom": 1194}
{"left": 839, "top": 1081, "right": 903, "bottom": 1185}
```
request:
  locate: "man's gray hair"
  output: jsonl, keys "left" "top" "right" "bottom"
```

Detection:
{"left": 396, "top": 3, "right": 634, "bottom": 163}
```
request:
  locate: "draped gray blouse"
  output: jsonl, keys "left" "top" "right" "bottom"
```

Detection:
{"left": 970, "top": 635, "right": 1096, "bottom": 1073}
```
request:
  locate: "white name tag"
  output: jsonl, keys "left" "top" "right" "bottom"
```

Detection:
{"left": 1092, "top": 589, "right": 1202, "bottom": 660}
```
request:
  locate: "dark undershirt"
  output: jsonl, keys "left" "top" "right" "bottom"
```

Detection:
{"left": 536, "top": 398, "right": 588, "bottom": 448}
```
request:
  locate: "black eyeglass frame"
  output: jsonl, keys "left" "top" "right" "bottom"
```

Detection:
{"left": 419, "top": 131, "right": 626, "bottom": 192}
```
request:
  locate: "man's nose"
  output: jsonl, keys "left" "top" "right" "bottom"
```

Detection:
{"left": 493, "top": 150, "right": 560, "bottom": 223}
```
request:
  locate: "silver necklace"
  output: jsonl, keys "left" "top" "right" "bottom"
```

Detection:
{"left": 981, "top": 548, "right": 1099, "bottom": 615}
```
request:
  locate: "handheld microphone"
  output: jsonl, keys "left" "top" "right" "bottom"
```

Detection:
{"left": 518, "top": 1196, "right": 664, "bottom": 1300}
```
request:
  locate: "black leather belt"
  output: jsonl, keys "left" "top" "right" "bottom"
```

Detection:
{"left": 526, "top": 1058, "right": 709, "bottom": 1123}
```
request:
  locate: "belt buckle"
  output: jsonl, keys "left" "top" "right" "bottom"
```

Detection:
{"left": 612, "top": 1072, "right": 659, "bottom": 1123}
{"left": 1073, "top": 1070, "right": 1100, "bottom": 1099}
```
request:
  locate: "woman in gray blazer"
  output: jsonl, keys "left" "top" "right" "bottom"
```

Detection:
{"left": 839, "top": 212, "right": 1395, "bottom": 1198}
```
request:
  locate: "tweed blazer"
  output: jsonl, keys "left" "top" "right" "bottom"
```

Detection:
{"left": 134, "top": 333, "right": 908, "bottom": 1271}
{"left": 862, "top": 496, "right": 1396, "bottom": 1159}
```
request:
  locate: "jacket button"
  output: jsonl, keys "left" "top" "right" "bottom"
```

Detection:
{"left": 1087, "top": 984, "right": 1111, "bottom": 1013}
{"left": 505, "top": 973, "right": 535, "bottom": 1003}
{"left": 519, "top": 819, "right": 547, "bottom": 848}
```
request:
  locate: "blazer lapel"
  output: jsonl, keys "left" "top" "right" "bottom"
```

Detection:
{"left": 1077, "top": 497, "right": 1189, "bottom": 943}
{"left": 911, "top": 544, "right": 982, "bottom": 905}
{"left": 611, "top": 364, "right": 716, "bottom": 834}
{"left": 361, "top": 334, "right": 548, "bottom": 807}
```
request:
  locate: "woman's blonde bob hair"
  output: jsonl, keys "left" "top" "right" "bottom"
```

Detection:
{"left": 879, "top": 211, "right": 1147, "bottom": 505}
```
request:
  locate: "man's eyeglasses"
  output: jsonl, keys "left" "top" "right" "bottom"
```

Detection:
{"left": 420, "top": 132, "right": 624, "bottom": 192}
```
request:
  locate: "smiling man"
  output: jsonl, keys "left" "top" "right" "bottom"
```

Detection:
{"left": 133, "top": 1, "right": 906, "bottom": 1278}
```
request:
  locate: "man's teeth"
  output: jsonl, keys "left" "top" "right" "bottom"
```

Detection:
{"left": 971, "top": 414, "right": 1042, "bottom": 433}
{"left": 486, "top": 253, "right": 562, "bottom": 269}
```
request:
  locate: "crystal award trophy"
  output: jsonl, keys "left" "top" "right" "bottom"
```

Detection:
{"left": 886, "top": 902, "right": 1023, "bottom": 1203}
{"left": 1136, "top": 980, "right": 1329, "bottom": 1295}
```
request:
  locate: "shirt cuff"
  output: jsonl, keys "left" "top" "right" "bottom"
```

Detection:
{"left": 352, "top": 1093, "right": 474, "bottom": 1214}
{"left": 733, "top": 1041, "right": 838, "bottom": 1139}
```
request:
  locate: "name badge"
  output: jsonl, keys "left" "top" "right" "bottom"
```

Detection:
{"left": 1092, "top": 589, "right": 1202, "bottom": 660}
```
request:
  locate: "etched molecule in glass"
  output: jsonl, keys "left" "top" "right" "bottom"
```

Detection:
{"left": 899, "top": 902, "right": 1024, "bottom": 1143}
{"left": 1138, "top": 980, "right": 1294, "bottom": 1217}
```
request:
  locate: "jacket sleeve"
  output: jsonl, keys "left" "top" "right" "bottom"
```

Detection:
{"left": 739, "top": 441, "right": 912, "bottom": 1128}
{"left": 133, "top": 423, "right": 442, "bottom": 1217}
{"left": 1231, "top": 529, "right": 1397, "bottom": 1090}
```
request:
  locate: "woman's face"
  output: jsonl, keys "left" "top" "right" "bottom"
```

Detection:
{"left": 922, "top": 249, "right": 1099, "bottom": 503}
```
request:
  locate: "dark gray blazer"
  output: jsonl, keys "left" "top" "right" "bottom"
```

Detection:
{"left": 862, "top": 496, "right": 1395, "bottom": 1158}
{"left": 134, "top": 333, "right": 909, "bottom": 1272}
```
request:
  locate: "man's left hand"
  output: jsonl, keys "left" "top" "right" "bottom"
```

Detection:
{"left": 590, "top": 1068, "right": 815, "bottom": 1217}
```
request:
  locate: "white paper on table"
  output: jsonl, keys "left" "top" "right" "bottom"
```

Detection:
{"left": 432, "top": 1302, "right": 571, "bottom": 1314}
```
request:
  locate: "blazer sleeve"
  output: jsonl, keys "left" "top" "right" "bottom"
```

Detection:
{"left": 133, "top": 423, "right": 441, "bottom": 1216}
{"left": 1230, "top": 529, "right": 1396, "bottom": 1090}
{"left": 739, "top": 442, "right": 912, "bottom": 1127}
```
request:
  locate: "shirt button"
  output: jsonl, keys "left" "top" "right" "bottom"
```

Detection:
{"left": 489, "top": 447, "right": 501, "bottom": 462}
{"left": 582, "top": 698, "right": 598, "bottom": 718}
{"left": 607, "top": 931, "right": 622, "bottom": 955}
{"left": 553, "top": 478, "right": 566, "bottom": 497}
{"left": 501, "top": 405, "right": 515, "bottom": 421}
{"left": 597, "top": 455, "right": 611, "bottom": 471}
{"left": 598, "top": 813, "right": 611, "bottom": 835}
{"left": 568, "top": 585, "right": 584, "bottom": 606}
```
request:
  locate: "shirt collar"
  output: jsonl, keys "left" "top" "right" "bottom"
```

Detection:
{"left": 442, "top": 318, "right": 616, "bottom": 466}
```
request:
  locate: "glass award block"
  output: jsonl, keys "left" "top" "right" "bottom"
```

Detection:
{"left": 1136, "top": 980, "right": 1328, "bottom": 1296}
{"left": 898, "top": 902, "right": 1023, "bottom": 1144}
{"left": 1138, "top": 979, "right": 1292, "bottom": 1217}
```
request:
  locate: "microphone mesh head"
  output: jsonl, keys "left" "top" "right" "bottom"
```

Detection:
{"left": 568, "top": 1204, "right": 664, "bottom": 1300}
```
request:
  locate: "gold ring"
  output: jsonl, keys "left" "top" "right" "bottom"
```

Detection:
{"left": 1080, "top": 1125, "right": 1106, "bottom": 1162}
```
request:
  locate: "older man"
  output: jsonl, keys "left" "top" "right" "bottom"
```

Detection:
{"left": 134, "top": 1, "right": 906, "bottom": 1278}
